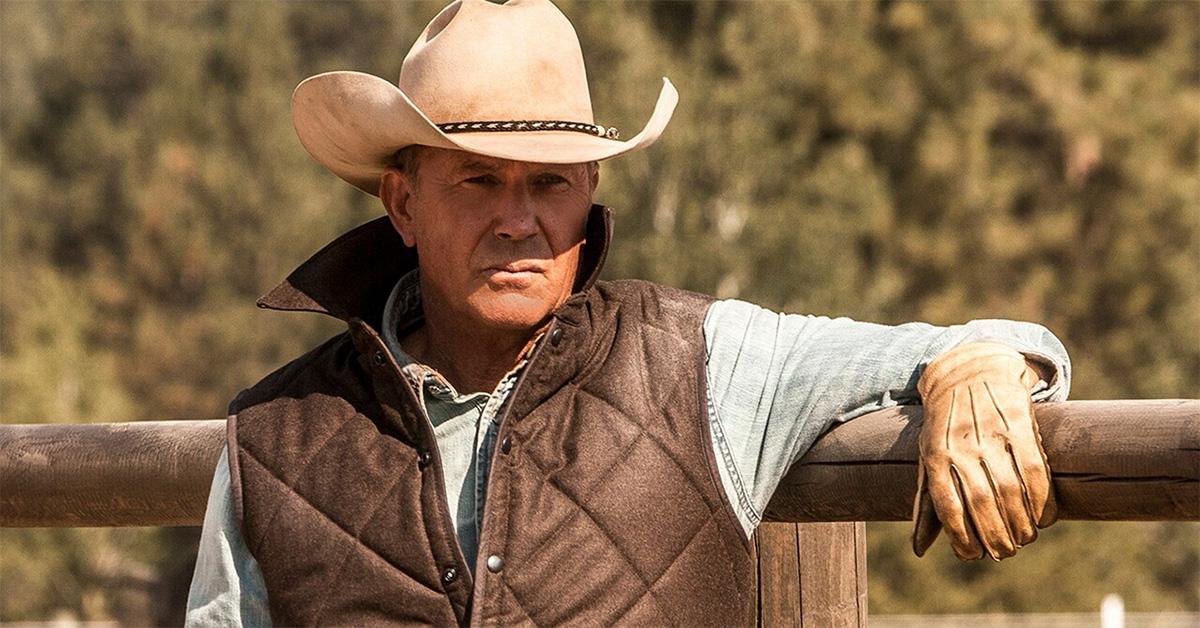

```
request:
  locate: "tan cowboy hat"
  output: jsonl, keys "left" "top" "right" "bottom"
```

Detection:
{"left": 292, "top": 0, "right": 679, "bottom": 195}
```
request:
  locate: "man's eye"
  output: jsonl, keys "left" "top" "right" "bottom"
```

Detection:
{"left": 464, "top": 174, "right": 498, "bottom": 185}
{"left": 535, "top": 174, "right": 569, "bottom": 187}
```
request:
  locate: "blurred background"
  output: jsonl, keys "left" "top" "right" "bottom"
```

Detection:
{"left": 1, "top": 0, "right": 1197, "bottom": 624}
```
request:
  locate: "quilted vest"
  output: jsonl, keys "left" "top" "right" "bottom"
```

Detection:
{"left": 227, "top": 206, "right": 756, "bottom": 626}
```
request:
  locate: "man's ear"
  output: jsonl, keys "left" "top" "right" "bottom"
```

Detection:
{"left": 590, "top": 162, "right": 600, "bottom": 193}
{"left": 379, "top": 167, "right": 417, "bottom": 247}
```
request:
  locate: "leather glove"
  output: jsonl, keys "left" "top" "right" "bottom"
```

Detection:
{"left": 911, "top": 341, "right": 1058, "bottom": 561}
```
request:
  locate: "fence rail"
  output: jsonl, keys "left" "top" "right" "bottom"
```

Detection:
{"left": 765, "top": 399, "right": 1199, "bottom": 523}
{"left": 1, "top": 399, "right": 1195, "bottom": 627}
{"left": 2, "top": 400, "right": 1196, "bottom": 528}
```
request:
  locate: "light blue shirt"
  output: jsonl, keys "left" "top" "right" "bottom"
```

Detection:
{"left": 185, "top": 284, "right": 1071, "bottom": 626}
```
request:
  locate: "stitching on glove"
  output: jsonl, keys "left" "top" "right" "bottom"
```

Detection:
{"left": 969, "top": 387, "right": 983, "bottom": 446}
{"left": 980, "top": 458, "right": 1017, "bottom": 555}
{"left": 1005, "top": 441, "right": 1038, "bottom": 532}
{"left": 948, "top": 464, "right": 984, "bottom": 560}
{"left": 943, "top": 388, "right": 957, "bottom": 450}
{"left": 982, "top": 382, "right": 1012, "bottom": 431}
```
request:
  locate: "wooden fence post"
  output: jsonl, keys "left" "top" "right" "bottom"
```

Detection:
{"left": 756, "top": 522, "right": 867, "bottom": 627}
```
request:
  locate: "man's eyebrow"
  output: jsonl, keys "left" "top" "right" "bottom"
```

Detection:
{"left": 534, "top": 163, "right": 575, "bottom": 173}
{"left": 454, "top": 159, "right": 501, "bottom": 173}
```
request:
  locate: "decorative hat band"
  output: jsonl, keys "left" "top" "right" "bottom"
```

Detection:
{"left": 437, "top": 120, "right": 620, "bottom": 139}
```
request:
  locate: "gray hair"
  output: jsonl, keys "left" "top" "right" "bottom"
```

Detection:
{"left": 392, "top": 145, "right": 425, "bottom": 183}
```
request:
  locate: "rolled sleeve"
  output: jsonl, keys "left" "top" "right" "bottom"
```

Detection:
{"left": 952, "top": 319, "right": 1072, "bottom": 402}
{"left": 185, "top": 445, "right": 272, "bottom": 627}
{"left": 702, "top": 299, "right": 1072, "bottom": 537}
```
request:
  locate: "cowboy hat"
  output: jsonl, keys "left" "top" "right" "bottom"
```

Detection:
{"left": 292, "top": 0, "right": 679, "bottom": 195}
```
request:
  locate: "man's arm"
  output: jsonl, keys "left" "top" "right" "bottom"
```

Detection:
{"left": 702, "top": 299, "right": 1070, "bottom": 539}
{"left": 185, "top": 445, "right": 273, "bottom": 627}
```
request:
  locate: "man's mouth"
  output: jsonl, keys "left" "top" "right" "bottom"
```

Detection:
{"left": 484, "top": 262, "right": 547, "bottom": 287}
{"left": 490, "top": 262, "right": 546, "bottom": 274}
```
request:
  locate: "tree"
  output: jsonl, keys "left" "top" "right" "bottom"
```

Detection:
{"left": 2, "top": 0, "right": 1196, "bottom": 622}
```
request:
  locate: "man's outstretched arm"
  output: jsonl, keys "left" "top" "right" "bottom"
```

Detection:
{"left": 702, "top": 299, "right": 1070, "bottom": 550}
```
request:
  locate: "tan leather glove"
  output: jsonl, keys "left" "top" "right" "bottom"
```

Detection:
{"left": 911, "top": 341, "right": 1057, "bottom": 561}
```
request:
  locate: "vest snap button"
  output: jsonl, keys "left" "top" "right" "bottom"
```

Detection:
{"left": 486, "top": 554, "right": 504, "bottom": 573}
{"left": 441, "top": 567, "right": 457, "bottom": 584}
{"left": 549, "top": 327, "right": 564, "bottom": 347}
{"left": 418, "top": 450, "right": 432, "bottom": 466}
{"left": 500, "top": 436, "right": 512, "bottom": 454}
{"left": 372, "top": 351, "right": 386, "bottom": 366}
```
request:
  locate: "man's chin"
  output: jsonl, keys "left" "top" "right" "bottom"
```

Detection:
{"left": 468, "top": 293, "right": 555, "bottom": 332}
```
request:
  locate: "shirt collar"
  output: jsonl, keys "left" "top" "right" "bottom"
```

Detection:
{"left": 381, "top": 268, "right": 425, "bottom": 356}
{"left": 255, "top": 204, "right": 614, "bottom": 329}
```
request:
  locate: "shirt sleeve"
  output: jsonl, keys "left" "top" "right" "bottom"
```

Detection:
{"left": 185, "top": 444, "right": 273, "bottom": 627}
{"left": 702, "top": 298, "right": 1072, "bottom": 537}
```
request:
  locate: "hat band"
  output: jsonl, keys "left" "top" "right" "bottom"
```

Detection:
{"left": 437, "top": 120, "right": 620, "bottom": 140}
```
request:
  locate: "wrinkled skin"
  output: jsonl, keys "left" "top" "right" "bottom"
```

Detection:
{"left": 379, "top": 146, "right": 598, "bottom": 393}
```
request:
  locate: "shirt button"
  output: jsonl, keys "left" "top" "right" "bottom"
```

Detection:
{"left": 441, "top": 567, "right": 457, "bottom": 584}
{"left": 500, "top": 436, "right": 512, "bottom": 454}
{"left": 486, "top": 555, "right": 504, "bottom": 573}
{"left": 549, "top": 327, "right": 564, "bottom": 347}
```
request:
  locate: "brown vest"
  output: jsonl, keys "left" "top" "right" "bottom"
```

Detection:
{"left": 228, "top": 207, "right": 755, "bottom": 626}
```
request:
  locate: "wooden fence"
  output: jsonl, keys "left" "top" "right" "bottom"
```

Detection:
{"left": 2, "top": 400, "right": 1197, "bottom": 626}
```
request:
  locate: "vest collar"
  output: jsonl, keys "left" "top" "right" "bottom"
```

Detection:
{"left": 257, "top": 204, "right": 614, "bottom": 327}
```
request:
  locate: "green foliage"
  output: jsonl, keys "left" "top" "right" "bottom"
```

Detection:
{"left": 867, "top": 521, "right": 1200, "bottom": 614}
{"left": 1, "top": 0, "right": 1196, "bottom": 622}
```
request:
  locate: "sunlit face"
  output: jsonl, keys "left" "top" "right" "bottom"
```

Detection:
{"left": 380, "top": 147, "right": 598, "bottom": 333}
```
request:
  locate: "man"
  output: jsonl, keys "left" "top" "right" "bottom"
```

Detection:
{"left": 187, "top": 0, "right": 1070, "bottom": 625}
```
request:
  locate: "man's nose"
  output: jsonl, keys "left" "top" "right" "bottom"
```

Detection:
{"left": 493, "top": 188, "right": 539, "bottom": 241}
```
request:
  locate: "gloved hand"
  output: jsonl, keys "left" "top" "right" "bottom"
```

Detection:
{"left": 911, "top": 341, "right": 1057, "bottom": 561}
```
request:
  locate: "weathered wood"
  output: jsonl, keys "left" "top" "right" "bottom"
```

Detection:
{"left": 755, "top": 522, "right": 867, "bottom": 627}
{"left": 766, "top": 399, "right": 1199, "bottom": 522}
{"left": 756, "top": 522, "right": 801, "bottom": 627}
{"left": 3, "top": 402, "right": 1192, "bottom": 628}
{"left": 796, "top": 522, "right": 865, "bottom": 628}
{"left": 1, "top": 400, "right": 1196, "bottom": 527}
{"left": 853, "top": 520, "right": 867, "bottom": 627}
{"left": 0, "top": 419, "right": 225, "bottom": 527}
{"left": 751, "top": 535, "right": 761, "bottom": 627}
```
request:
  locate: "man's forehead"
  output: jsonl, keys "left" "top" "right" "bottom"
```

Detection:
{"left": 424, "top": 147, "right": 589, "bottom": 173}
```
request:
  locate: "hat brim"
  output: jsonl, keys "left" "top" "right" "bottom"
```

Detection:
{"left": 292, "top": 71, "right": 678, "bottom": 195}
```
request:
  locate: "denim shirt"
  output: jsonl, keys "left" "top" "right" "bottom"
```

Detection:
{"left": 185, "top": 283, "right": 1071, "bottom": 626}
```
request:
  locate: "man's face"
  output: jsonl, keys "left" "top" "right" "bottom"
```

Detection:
{"left": 381, "top": 147, "right": 598, "bottom": 333}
